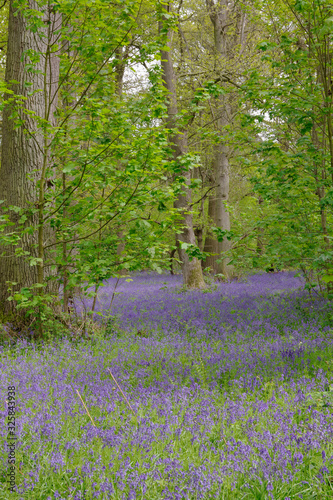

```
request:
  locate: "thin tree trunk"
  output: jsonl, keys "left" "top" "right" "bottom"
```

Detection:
{"left": 0, "top": 0, "right": 60, "bottom": 317}
{"left": 169, "top": 248, "right": 177, "bottom": 275}
{"left": 62, "top": 173, "right": 70, "bottom": 313}
{"left": 115, "top": 46, "right": 129, "bottom": 269}
{"left": 116, "top": 231, "right": 127, "bottom": 276}
{"left": 203, "top": 192, "right": 218, "bottom": 271}
{"left": 160, "top": 2, "right": 205, "bottom": 289}
{"left": 256, "top": 196, "right": 264, "bottom": 257}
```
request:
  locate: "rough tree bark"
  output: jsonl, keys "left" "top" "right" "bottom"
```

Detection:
{"left": 160, "top": 1, "right": 206, "bottom": 289}
{"left": 206, "top": 0, "right": 241, "bottom": 279}
{"left": 0, "top": 0, "right": 60, "bottom": 317}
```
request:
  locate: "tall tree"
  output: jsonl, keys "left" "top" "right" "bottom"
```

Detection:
{"left": 159, "top": 0, "right": 206, "bottom": 288}
{"left": 204, "top": 0, "right": 249, "bottom": 278}
{"left": 0, "top": 0, "right": 60, "bottom": 317}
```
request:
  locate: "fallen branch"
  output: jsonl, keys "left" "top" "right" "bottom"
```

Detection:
{"left": 107, "top": 368, "right": 135, "bottom": 415}
{"left": 75, "top": 389, "right": 96, "bottom": 427}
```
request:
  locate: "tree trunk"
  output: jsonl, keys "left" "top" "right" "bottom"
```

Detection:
{"left": 115, "top": 47, "right": 129, "bottom": 271}
{"left": 116, "top": 230, "right": 127, "bottom": 276}
{"left": 203, "top": 192, "right": 218, "bottom": 272}
{"left": 160, "top": 2, "right": 206, "bottom": 289}
{"left": 0, "top": 0, "right": 60, "bottom": 317}
{"left": 256, "top": 196, "right": 264, "bottom": 258}
{"left": 194, "top": 225, "right": 203, "bottom": 251}
{"left": 206, "top": 0, "right": 236, "bottom": 279}
{"left": 214, "top": 146, "right": 232, "bottom": 277}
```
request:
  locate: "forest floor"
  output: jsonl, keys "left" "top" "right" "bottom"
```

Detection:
{"left": 1, "top": 271, "right": 333, "bottom": 499}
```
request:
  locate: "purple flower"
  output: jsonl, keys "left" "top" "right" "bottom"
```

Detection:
{"left": 3, "top": 271, "right": 333, "bottom": 498}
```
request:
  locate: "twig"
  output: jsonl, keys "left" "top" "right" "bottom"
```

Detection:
{"left": 75, "top": 389, "right": 96, "bottom": 427}
{"left": 108, "top": 276, "right": 121, "bottom": 312}
{"left": 14, "top": 463, "right": 28, "bottom": 479}
{"left": 189, "top": 185, "right": 217, "bottom": 207}
{"left": 107, "top": 368, "right": 135, "bottom": 415}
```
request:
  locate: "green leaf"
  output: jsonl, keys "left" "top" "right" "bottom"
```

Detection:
{"left": 62, "top": 164, "right": 76, "bottom": 174}
{"left": 321, "top": 274, "right": 333, "bottom": 284}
